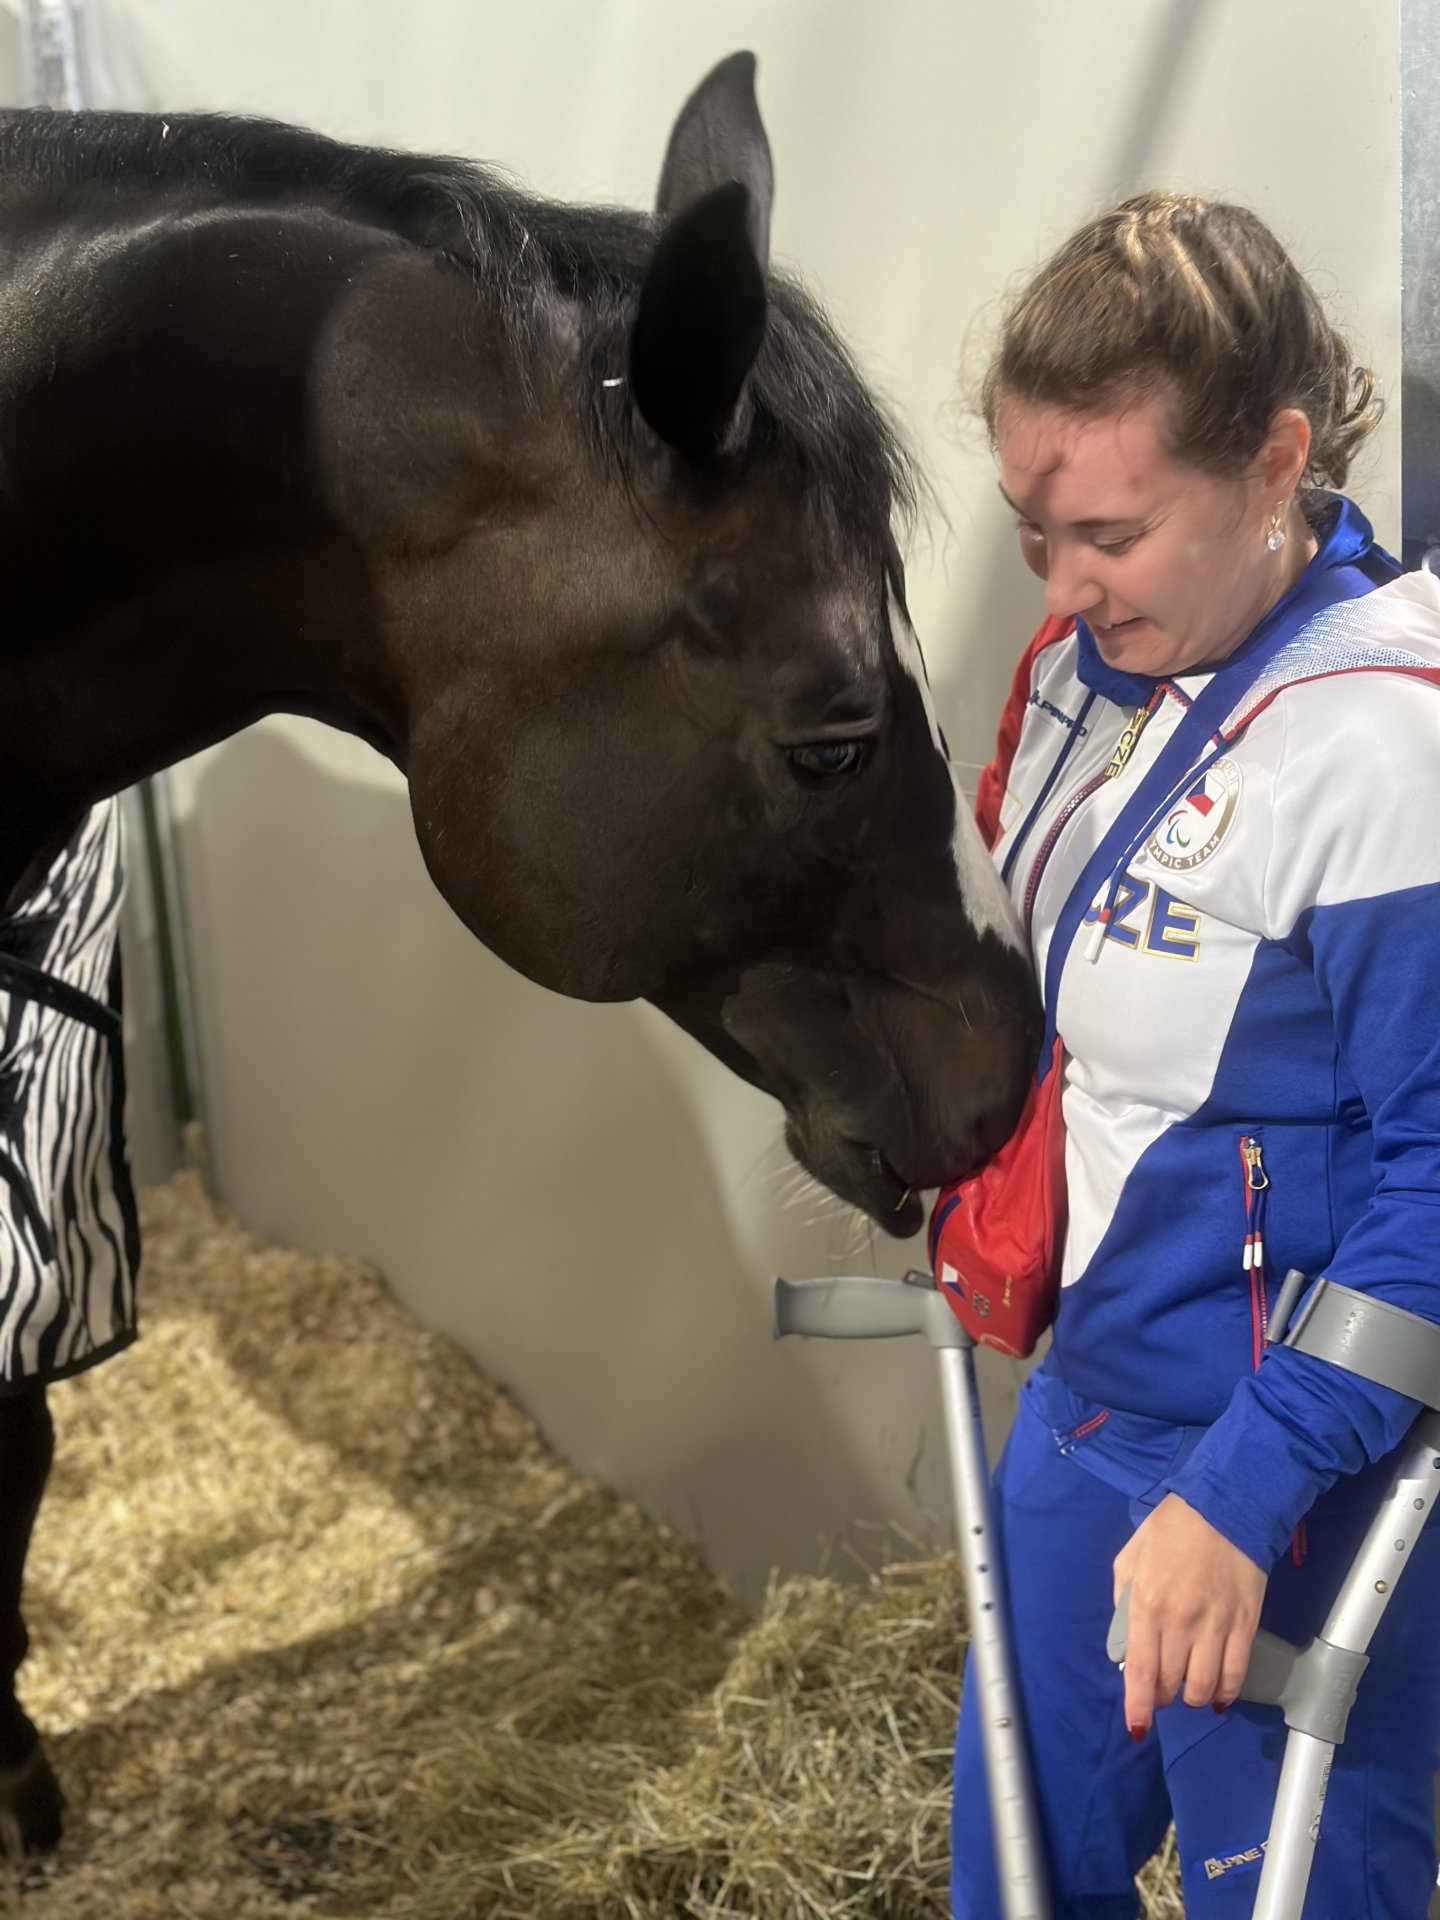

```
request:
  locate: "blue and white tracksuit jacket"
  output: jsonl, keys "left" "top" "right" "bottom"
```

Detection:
{"left": 951, "top": 499, "right": 1440, "bottom": 1917}
{"left": 991, "top": 504, "right": 1440, "bottom": 1571}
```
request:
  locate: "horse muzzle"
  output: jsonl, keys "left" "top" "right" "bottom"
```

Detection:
{"left": 783, "top": 1124, "right": 929, "bottom": 1237}
{"left": 775, "top": 970, "right": 1041, "bottom": 1234}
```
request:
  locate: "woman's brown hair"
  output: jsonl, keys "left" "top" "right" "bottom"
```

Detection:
{"left": 981, "top": 191, "right": 1381, "bottom": 491}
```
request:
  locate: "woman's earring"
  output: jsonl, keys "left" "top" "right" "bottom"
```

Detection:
{"left": 1266, "top": 503, "right": 1287, "bottom": 553}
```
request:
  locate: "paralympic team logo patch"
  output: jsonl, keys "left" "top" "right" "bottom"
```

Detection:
{"left": 1145, "top": 757, "right": 1243, "bottom": 872}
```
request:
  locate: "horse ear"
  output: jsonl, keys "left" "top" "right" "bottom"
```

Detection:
{"left": 655, "top": 50, "right": 773, "bottom": 265}
{"left": 629, "top": 52, "right": 773, "bottom": 460}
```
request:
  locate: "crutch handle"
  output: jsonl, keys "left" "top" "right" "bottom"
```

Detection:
{"left": 1109, "top": 1585, "right": 1298, "bottom": 1689}
{"left": 772, "top": 1271, "right": 971, "bottom": 1347}
{"left": 1107, "top": 1587, "right": 1369, "bottom": 1745}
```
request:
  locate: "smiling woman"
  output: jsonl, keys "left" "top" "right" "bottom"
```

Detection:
{"left": 986, "top": 191, "right": 1379, "bottom": 682}
{"left": 995, "top": 395, "right": 1317, "bottom": 677}
{"left": 949, "top": 188, "right": 1440, "bottom": 1920}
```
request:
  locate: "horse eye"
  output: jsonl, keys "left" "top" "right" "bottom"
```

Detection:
{"left": 786, "top": 740, "right": 869, "bottom": 783}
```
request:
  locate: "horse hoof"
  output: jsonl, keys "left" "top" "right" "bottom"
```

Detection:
{"left": 0, "top": 1742, "right": 64, "bottom": 1858}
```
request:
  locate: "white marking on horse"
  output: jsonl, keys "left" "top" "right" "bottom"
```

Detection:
{"left": 886, "top": 586, "right": 1023, "bottom": 950}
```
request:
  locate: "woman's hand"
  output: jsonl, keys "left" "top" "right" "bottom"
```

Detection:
{"left": 1112, "top": 1492, "right": 1267, "bottom": 1739}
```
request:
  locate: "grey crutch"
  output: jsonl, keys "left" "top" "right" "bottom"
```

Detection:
{"left": 1108, "top": 1270, "right": 1440, "bottom": 1920}
{"left": 772, "top": 1269, "right": 1051, "bottom": 1920}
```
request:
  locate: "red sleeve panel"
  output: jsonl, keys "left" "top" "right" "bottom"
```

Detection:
{"left": 973, "top": 615, "right": 1075, "bottom": 850}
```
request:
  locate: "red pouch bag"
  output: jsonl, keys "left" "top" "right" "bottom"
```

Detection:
{"left": 927, "top": 1036, "right": 1066, "bottom": 1358}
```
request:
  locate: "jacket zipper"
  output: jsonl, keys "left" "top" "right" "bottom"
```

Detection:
{"left": 1057, "top": 1407, "right": 1111, "bottom": 1454}
{"left": 1239, "top": 1134, "right": 1270, "bottom": 1370}
{"left": 1239, "top": 1132, "right": 1305, "bottom": 1563}
{"left": 1022, "top": 692, "right": 1165, "bottom": 944}
{"left": 1000, "top": 688, "right": 1098, "bottom": 889}
{"left": 1023, "top": 769, "right": 1109, "bottom": 941}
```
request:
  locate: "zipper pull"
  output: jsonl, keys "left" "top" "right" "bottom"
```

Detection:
{"left": 1083, "top": 903, "right": 1111, "bottom": 961}
{"left": 1105, "top": 703, "right": 1152, "bottom": 781}
{"left": 1242, "top": 1137, "right": 1269, "bottom": 1191}
{"left": 1084, "top": 867, "right": 1130, "bottom": 963}
{"left": 1239, "top": 1135, "right": 1271, "bottom": 1363}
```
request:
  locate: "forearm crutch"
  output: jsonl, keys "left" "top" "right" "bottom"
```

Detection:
{"left": 773, "top": 1269, "right": 1051, "bottom": 1920}
{"left": 1108, "top": 1272, "right": 1440, "bottom": 1920}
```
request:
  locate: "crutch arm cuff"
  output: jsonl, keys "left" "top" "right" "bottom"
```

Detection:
{"left": 1282, "top": 1278, "right": 1440, "bottom": 1411}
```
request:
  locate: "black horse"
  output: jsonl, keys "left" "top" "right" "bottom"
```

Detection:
{"left": 0, "top": 54, "right": 1038, "bottom": 1851}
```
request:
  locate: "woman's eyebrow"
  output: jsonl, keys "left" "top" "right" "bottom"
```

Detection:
{"left": 996, "top": 482, "right": 1138, "bottom": 533}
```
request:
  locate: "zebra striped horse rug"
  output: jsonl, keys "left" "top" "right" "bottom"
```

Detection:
{"left": 0, "top": 800, "right": 139, "bottom": 1390}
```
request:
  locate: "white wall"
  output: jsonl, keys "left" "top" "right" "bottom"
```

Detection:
{"left": 72, "top": 0, "right": 1400, "bottom": 1602}
{"left": 0, "top": 5, "right": 20, "bottom": 101}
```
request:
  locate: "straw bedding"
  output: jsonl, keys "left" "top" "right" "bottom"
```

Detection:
{"left": 3, "top": 1172, "right": 1181, "bottom": 1917}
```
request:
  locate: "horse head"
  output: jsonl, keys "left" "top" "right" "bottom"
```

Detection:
{"left": 385, "top": 55, "right": 1040, "bottom": 1232}
{"left": 0, "top": 58, "right": 1038, "bottom": 1236}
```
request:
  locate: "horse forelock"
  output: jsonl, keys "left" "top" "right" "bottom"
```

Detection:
{"left": 0, "top": 107, "right": 919, "bottom": 547}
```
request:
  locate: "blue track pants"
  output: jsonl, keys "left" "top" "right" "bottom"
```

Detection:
{"left": 951, "top": 1383, "right": 1440, "bottom": 1917}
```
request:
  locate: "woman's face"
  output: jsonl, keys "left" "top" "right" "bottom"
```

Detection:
{"left": 996, "top": 391, "right": 1306, "bottom": 678}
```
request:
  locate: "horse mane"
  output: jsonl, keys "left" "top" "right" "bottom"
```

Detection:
{"left": 0, "top": 109, "right": 918, "bottom": 536}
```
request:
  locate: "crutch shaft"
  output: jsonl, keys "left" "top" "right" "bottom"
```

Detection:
{"left": 1250, "top": 1733, "right": 1333, "bottom": 1920}
{"left": 772, "top": 1273, "right": 1050, "bottom": 1917}
{"left": 1322, "top": 1410, "right": 1440, "bottom": 1651}
{"left": 1250, "top": 1411, "right": 1440, "bottom": 1918}
{"left": 939, "top": 1345, "right": 1051, "bottom": 1920}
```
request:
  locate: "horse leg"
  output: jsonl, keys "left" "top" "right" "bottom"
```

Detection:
{"left": 0, "top": 1383, "right": 63, "bottom": 1857}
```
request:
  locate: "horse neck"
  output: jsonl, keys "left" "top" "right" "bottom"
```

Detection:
{"left": 0, "top": 403, "right": 407, "bottom": 842}
{"left": 0, "top": 196, "right": 554, "bottom": 891}
{"left": 0, "top": 528, "right": 401, "bottom": 904}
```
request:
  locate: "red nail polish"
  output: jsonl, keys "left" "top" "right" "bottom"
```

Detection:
{"left": 1129, "top": 1724, "right": 1147, "bottom": 1743}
